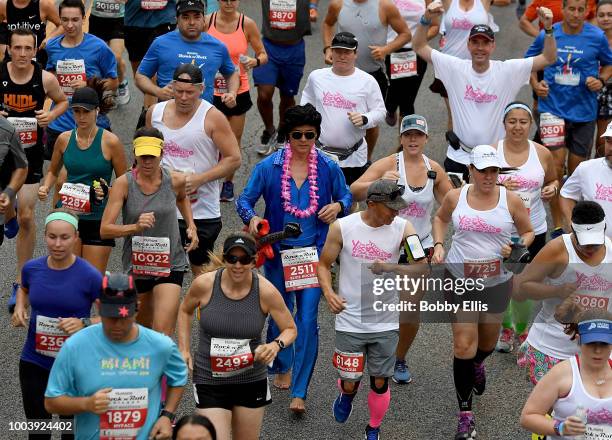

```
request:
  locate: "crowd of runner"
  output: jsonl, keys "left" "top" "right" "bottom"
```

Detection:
{"left": 0, "top": 0, "right": 611, "bottom": 438}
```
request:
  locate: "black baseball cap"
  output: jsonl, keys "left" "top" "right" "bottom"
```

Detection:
{"left": 99, "top": 273, "right": 137, "bottom": 318}
{"left": 176, "top": 0, "right": 204, "bottom": 15}
{"left": 173, "top": 63, "right": 204, "bottom": 84}
{"left": 469, "top": 24, "right": 495, "bottom": 41}
{"left": 223, "top": 234, "right": 257, "bottom": 257}
{"left": 331, "top": 32, "right": 358, "bottom": 50}
{"left": 71, "top": 87, "right": 99, "bottom": 110}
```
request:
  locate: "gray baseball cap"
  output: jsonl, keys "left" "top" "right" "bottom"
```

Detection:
{"left": 400, "top": 114, "right": 428, "bottom": 135}
{"left": 366, "top": 179, "right": 409, "bottom": 211}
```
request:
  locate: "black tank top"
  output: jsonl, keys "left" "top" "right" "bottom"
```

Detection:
{"left": 6, "top": 0, "right": 46, "bottom": 49}
{"left": 0, "top": 61, "right": 45, "bottom": 147}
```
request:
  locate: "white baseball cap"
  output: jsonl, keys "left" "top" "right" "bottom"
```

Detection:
{"left": 470, "top": 145, "right": 500, "bottom": 170}
{"left": 601, "top": 121, "right": 612, "bottom": 138}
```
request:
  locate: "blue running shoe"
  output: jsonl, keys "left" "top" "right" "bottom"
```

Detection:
{"left": 332, "top": 384, "right": 356, "bottom": 423}
{"left": 365, "top": 425, "right": 380, "bottom": 440}
{"left": 392, "top": 359, "right": 413, "bottom": 384}
{"left": 5, "top": 199, "right": 19, "bottom": 239}
{"left": 220, "top": 181, "right": 234, "bottom": 202}
{"left": 8, "top": 282, "right": 19, "bottom": 314}
{"left": 550, "top": 227, "right": 564, "bottom": 240}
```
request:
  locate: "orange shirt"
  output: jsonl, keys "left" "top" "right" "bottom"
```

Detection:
{"left": 524, "top": 0, "right": 596, "bottom": 28}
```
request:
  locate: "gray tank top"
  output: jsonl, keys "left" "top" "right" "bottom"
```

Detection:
{"left": 121, "top": 167, "right": 187, "bottom": 275}
{"left": 338, "top": 0, "right": 387, "bottom": 72}
{"left": 193, "top": 269, "right": 267, "bottom": 385}
{"left": 262, "top": 0, "right": 312, "bottom": 42}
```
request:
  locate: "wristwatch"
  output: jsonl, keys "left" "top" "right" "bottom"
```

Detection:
{"left": 160, "top": 410, "right": 175, "bottom": 421}
{"left": 275, "top": 339, "right": 285, "bottom": 349}
{"left": 80, "top": 318, "right": 91, "bottom": 327}
{"left": 361, "top": 115, "right": 369, "bottom": 126}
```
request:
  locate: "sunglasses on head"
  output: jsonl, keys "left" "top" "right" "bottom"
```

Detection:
{"left": 224, "top": 254, "right": 255, "bottom": 265}
{"left": 290, "top": 131, "right": 317, "bottom": 140}
{"left": 370, "top": 185, "right": 405, "bottom": 201}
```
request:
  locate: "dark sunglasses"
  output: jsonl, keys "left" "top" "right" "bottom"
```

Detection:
{"left": 224, "top": 254, "right": 255, "bottom": 265}
{"left": 370, "top": 185, "right": 405, "bottom": 200}
{"left": 290, "top": 131, "right": 317, "bottom": 140}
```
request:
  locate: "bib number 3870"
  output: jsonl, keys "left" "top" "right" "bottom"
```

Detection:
{"left": 269, "top": 0, "right": 297, "bottom": 29}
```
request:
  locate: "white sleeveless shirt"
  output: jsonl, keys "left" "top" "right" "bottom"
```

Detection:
{"left": 446, "top": 185, "right": 514, "bottom": 286}
{"left": 496, "top": 140, "right": 547, "bottom": 235}
{"left": 549, "top": 356, "right": 612, "bottom": 440}
{"left": 440, "top": 0, "right": 488, "bottom": 60}
{"left": 153, "top": 100, "right": 220, "bottom": 220}
{"left": 528, "top": 234, "right": 612, "bottom": 360}
{"left": 336, "top": 212, "right": 406, "bottom": 333}
{"left": 396, "top": 152, "right": 435, "bottom": 248}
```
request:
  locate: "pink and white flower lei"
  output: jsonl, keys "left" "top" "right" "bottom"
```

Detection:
{"left": 280, "top": 143, "right": 319, "bottom": 218}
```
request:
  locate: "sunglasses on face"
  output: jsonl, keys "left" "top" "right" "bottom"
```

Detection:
{"left": 370, "top": 185, "right": 405, "bottom": 200}
{"left": 290, "top": 131, "right": 317, "bottom": 140}
{"left": 224, "top": 254, "right": 255, "bottom": 265}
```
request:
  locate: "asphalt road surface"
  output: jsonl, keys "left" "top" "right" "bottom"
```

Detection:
{"left": 0, "top": 2, "right": 545, "bottom": 439}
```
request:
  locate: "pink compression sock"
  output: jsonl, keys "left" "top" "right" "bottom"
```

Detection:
{"left": 367, "top": 388, "right": 391, "bottom": 428}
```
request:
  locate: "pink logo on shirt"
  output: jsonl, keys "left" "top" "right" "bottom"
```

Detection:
{"left": 464, "top": 85, "right": 498, "bottom": 103}
{"left": 351, "top": 240, "right": 392, "bottom": 261}
{"left": 498, "top": 175, "right": 541, "bottom": 191}
{"left": 400, "top": 201, "right": 426, "bottom": 218}
{"left": 575, "top": 271, "right": 612, "bottom": 292}
{"left": 587, "top": 408, "right": 612, "bottom": 425}
{"left": 322, "top": 92, "right": 357, "bottom": 110}
{"left": 451, "top": 17, "right": 474, "bottom": 30}
{"left": 394, "top": 0, "right": 424, "bottom": 12}
{"left": 164, "top": 140, "right": 194, "bottom": 158}
{"left": 595, "top": 183, "right": 612, "bottom": 202}
{"left": 458, "top": 215, "right": 502, "bottom": 234}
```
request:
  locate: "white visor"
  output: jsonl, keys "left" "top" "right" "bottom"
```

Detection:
{"left": 572, "top": 220, "right": 606, "bottom": 246}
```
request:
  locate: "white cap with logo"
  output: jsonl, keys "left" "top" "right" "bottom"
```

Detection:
{"left": 470, "top": 145, "right": 500, "bottom": 170}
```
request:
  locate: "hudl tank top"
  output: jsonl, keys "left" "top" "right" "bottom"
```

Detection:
{"left": 496, "top": 140, "right": 547, "bottom": 235}
{"left": 121, "top": 167, "right": 187, "bottom": 274}
{"left": 338, "top": 0, "right": 387, "bottom": 72}
{"left": 446, "top": 184, "right": 514, "bottom": 286}
{"left": 396, "top": 152, "right": 435, "bottom": 248}
{"left": 528, "top": 234, "right": 612, "bottom": 360}
{"left": 154, "top": 100, "right": 221, "bottom": 220}
{"left": 549, "top": 356, "right": 612, "bottom": 440}
{"left": 6, "top": 0, "right": 45, "bottom": 49}
{"left": 0, "top": 61, "right": 45, "bottom": 150}
{"left": 441, "top": 0, "right": 488, "bottom": 60}
{"left": 207, "top": 12, "right": 249, "bottom": 95}
{"left": 193, "top": 268, "right": 267, "bottom": 385}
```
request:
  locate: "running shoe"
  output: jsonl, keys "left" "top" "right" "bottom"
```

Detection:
{"left": 256, "top": 128, "right": 278, "bottom": 156}
{"left": 365, "top": 425, "right": 381, "bottom": 440}
{"left": 473, "top": 362, "right": 486, "bottom": 396}
{"left": 496, "top": 328, "right": 515, "bottom": 353}
{"left": 4, "top": 200, "right": 19, "bottom": 239}
{"left": 116, "top": 80, "right": 130, "bottom": 106}
{"left": 385, "top": 111, "right": 397, "bottom": 127}
{"left": 550, "top": 227, "right": 564, "bottom": 240}
{"left": 7, "top": 282, "right": 18, "bottom": 314}
{"left": 455, "top": 411, "right": 476, "bottom": 440}
{"left": 220, "top": 181, "right": 234, "bottom": 202}
{"left": 392, "top": 359, "right": 413, "bottom": 384}
{"left": 332, "top": 387, "right": 356, "bottom": 423}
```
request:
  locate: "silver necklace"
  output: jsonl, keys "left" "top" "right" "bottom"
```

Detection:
{"left": 75, "top": 126, "right": 96, "bottom": 147}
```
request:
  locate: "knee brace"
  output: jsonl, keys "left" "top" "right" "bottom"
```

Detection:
{"left": 370, "top": 376, "right": 389, "bottom": 394}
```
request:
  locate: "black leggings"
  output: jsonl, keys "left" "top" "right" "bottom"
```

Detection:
{"left": 384, "top": 51, "right": 428, "bottom": 117}
{"left": 19, "top": 360, "right": 74, "bottom": 440}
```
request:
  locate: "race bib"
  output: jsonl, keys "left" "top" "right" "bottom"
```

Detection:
{"left": 517, "top": 191, "right": 532, "bottom": 215}
{"left": 214, "top": 72, "right": 228, "bottom": 95}
{"left": 100, "top": 388, "right": 148, "bottom": 440}
{"left": 281, "top": 246, "right": 319, "bottom": 292}
{"left": 56, "top": 59, "right": 86, "bottom": 97}
{"left": 94, "top": 0, "right": 122, "bottom": 16}
{"left": 140, "top": 0, "right": 167, "bottom": 10}
{"left": 210, "top": 338, "right": 254, "bottom": 377}
{"left": 59, "top": 182, "right": 91, "bottom": 214}
{"left": 35, "top": 316, "right": 68, "bottom": 358}
{"left": 586, "top": 424, "right": 612, "bottom": 439}
{"left": 7, "top": 117, "right": 37, "bottom": 148}
{"left": 131, "top": 236, "right": 171, "bottom": 277}
{"left": 573, "top": 294, "right": 610, "bottom": 311}
{"left": 332, "top": 349, "right": 364, "bottom": 380}
{"left": 539, "top": 112, "right": 565, "bottom": 148}
{"left": 390, "top": 51, "right": 417, "bottom": 80}
{"left": 463, "top": 258, "right": 501, "bottom": 279}
{"left": 269, "top": 0, "right": 297, "bottom": 30}
{"left": 554, "top": 69, "right": 580, "bottom": 86}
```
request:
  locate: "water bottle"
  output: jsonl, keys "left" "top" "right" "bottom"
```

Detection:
{"left": 239, "top": 54, "right": 249, "bottom": 65}
{"left": 574, "top": 405, "right": 588, "bottom": 440}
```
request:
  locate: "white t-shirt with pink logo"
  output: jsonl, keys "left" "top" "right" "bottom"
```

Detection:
{"left": 300, "top": 67, "right": 386, "bottom": 168}
{"left": 561, "top": 158, "right": 612, "bottom": 238}
{"left": 431, "top": 50, "right": 533, "bottom": 165}
{"left": 336, "top": 212, "right": 406, "bottom": 333}
{"left": 527, "top": 234, "right": 612, "bottom": 360}
{"left": 387, "top": 0, "right": 425, "bottom": 48}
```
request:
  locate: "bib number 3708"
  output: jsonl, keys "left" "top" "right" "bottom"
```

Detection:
{"left": 390, "top": 52, "right": 417, "bottom": 79}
